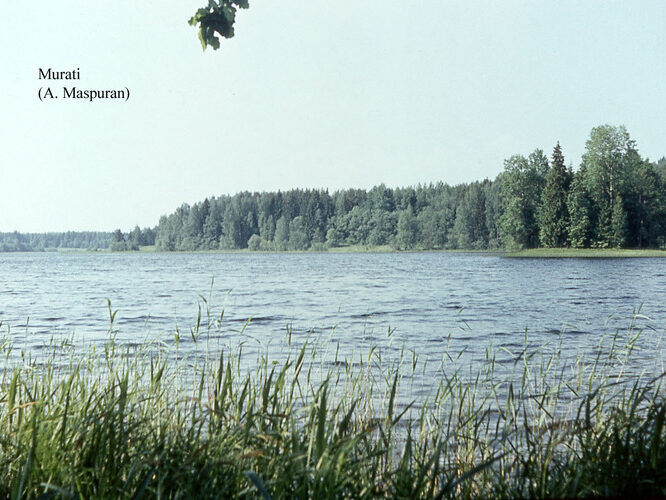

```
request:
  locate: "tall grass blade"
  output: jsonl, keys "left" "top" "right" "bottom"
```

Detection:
{"left": 244, "top": 471, "right": 272, "bottom": 500}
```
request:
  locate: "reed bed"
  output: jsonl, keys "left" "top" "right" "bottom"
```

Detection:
{"left": 0, "top": 304, "right": 664, "bottom": 499}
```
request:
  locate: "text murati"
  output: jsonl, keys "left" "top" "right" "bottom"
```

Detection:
{"left": 38, "top": 68, "right": 81, "bottom": 80}
{"left": 37, "top": 67, "right": 131, "bottom": 103}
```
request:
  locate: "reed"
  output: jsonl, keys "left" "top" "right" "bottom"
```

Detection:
{"left": 0, "top": 306, "right": 664, "bottom": 499}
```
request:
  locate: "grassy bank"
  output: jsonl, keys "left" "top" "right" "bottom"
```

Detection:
{"left": 0, "top": 318, "right": 664, "bottom": 499}
{"left": 124, "top": 245, "right": 499, "bottom": 255}
{"left": 505, "top": 247, "right": 666, "bottom": 258}
{"left": 116, "top": 245, "right": 666, "bottom": 257}
{"left": 127, "top": 244, "right": 397, "bottom": 254}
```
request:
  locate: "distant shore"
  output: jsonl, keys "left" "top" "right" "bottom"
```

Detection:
{"left": 504, "top": 248, "right": 666, "bottom": 258}
{"left": 6, "top": 246, "right": 665, "bottom": 257}
{"left": 134, "top": 245, "right": 666, "bottom": 257}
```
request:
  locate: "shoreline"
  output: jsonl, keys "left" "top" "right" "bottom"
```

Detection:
{"left": 2, "top": 246, "right": 665, "bottom": 257}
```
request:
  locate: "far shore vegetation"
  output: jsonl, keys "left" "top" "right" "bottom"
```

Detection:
{"left": 2, "top": 125, "right": 665, "bottom": 255}
{"left": 72, "top": 246, "right": 666, "bottom": 258}
{"left": 505, "top": 247, "right": 666, "bottom": 258}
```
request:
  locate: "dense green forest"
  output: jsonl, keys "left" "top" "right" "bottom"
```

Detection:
{"left": 109, "top": 227, "right": 156, "bottom": 251}
{"left": 0, "top": 231, "right": 113, "bottom": 252}
{"left": 0, "top": 229, "right": 158, "bottom": 252}
{"left": 148, "top": 125, "right": 666, "bottom": 252}
{"left": 2, "top": 125, "right": 664, "bottom": 253}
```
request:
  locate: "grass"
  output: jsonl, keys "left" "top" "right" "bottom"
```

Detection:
{"left": 323, "top": 244, "right": 395, "bottom": 253}
{"left": 129, "top": 245, "right": 501, "bottom": 255}
{"left": 0, "top": 305, "right": 664, "bottom": 499}
{"left": 505, "top": 247, "right": 666, "bottom": 258}
{"left": 127, "top": 245, "right": 666, "bottom": 257}
{"left": 128, "top": 244, "right": 398, "bottom": 254}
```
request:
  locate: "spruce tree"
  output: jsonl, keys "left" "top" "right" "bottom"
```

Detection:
{"left": 539, "top": 143, "right": 571, "bottom": 247}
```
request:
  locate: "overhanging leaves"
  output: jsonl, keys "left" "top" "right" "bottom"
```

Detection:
{"left": 189, "top": 0, "right": 249, "bottom": 50}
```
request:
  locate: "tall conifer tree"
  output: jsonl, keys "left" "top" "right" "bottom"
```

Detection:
{"left": 539, "top": 143, "right": 571, "bottom": 247}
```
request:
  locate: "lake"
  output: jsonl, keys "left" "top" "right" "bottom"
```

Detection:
{"left": 1, "top": 252, "right": 664, "bottom": 389}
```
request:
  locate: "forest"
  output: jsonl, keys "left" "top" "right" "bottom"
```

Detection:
{"left": 0, "top": 231, "right": 112, "bottom": 252}
{"left": 2, "top": 125, "right": 664, "bottom": 253}
{"left": 145, "top": 125, "right": 666, "bottom": 252}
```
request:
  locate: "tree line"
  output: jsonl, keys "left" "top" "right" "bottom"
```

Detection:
{"left": 109, "top": 227, "right": 156, "bottom": 251}
{"left": 0, "top": 231, "right": 113, "bottom": 252}
{"left": 0, "top": 229, "right": 157, "bottom": 252}
{"left": 147, "top": 125, "right": 665, "bottom": 252}
{"left": 2, "top": 125, "right": 663, "bottom": 253}
{"left": 502, "top": 126, "right": 665, "bottom": 249}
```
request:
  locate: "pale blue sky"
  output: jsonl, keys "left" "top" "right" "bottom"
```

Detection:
{"left": 1, "top": 1, "right": 664, "bottom": 232}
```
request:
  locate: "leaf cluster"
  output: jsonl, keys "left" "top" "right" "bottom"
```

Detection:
{"left": 189, "top": 0, "right": 249, "bottom": 50}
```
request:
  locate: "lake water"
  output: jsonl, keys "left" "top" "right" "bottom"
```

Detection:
{"left": 1, "top": 252, "right": 664, "bottom": 390}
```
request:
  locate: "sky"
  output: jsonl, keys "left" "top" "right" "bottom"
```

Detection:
{"left": 0, "top": 1, "right": 664, "bottom": 232}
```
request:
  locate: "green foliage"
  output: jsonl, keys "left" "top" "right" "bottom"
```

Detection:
{"left": 539, "top": 143, "right": 572, "bottom": 247}
{"left": 483, "top": 179, "right": 503, "bottom": 249}
{"left": 395, "top": 206, "right": 419, "bottom": 249}
{"left": 610, "top": 194, "right": 628, "bottom": 248}
{"left": 109, "top": 227, "right": 156, "bottom": 252}
{"left": 221, "top": 204, "right": 243, "bottom": 249}
{"left": 274, "top": 215, "right": 289, "bottom": 251}
{"left": 189, "top": 0, "right": 249, "bottom": 50}
{"left": 451, "top": 182, "right": 488, "bottom": 249}
{"left": 0, "top": 231, "right": 113, "bottom": 252}
{"left": 344, "top": 206, "right": 371, "bottom": 245}
{"left": 367, "top": 184, "right": 395, "bottom": 212}
{"left": 4, "top": 126, "right": 655, "bottom": 254}
{"left": 5, "top": 124, "right": 661, "bottom": 255}
{"left": 109, "top": 229, "right": 127, "bottom": 251}
{"left": 368, "top": 210, "right": 397, "bottom": 246}
{"left": 145, "top": 132, "right": 664, "bottom": 254}
{"left": 258, "top": 213, "right": 275, "bottom": 243}
{"left": 567, "top": 167, "right": 595, "bottom": 248}
{"left": 247, "top": 233, "right": 262, "bottom": 251}
{"left": 505, "top": 247, "right": 666, "bottom": 257}
{"left": 0, "top": 309, "right": 664, "bottom": 498}
{"left": 623, "top": 159, "right": 666, "bottom": 247}
{"left": 203, "top": 201, "right": 224, "bottom": 248}
{"left": 581, "top": 125, "right": 635, "bottom": 246}
{"left": 288, "top": 216, "right": 309, "bottom": 250}
{"left": 325, "top": 223, "right": 344, "bottom": 248}
{"left": 656, "top": 157, "right": 666, "bottom": 182}
{"left": 499, "top": 153, "right": 546, "bottom": 250}
{"left": 417, "top": 207, "right": 447, "bottom": 249}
